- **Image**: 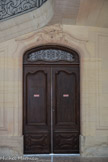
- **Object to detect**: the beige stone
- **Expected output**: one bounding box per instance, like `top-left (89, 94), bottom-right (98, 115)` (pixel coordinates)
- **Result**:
top-left (80, 135), bottom-right (108, 157)
top-left (50, 0), bottom-right (108, 28)
top-left (0, 136), bottom-right (23, 157)
top-left (0, 24), bottom-right (108, 156)
top-left (0, 0), bottom-right (54, 43)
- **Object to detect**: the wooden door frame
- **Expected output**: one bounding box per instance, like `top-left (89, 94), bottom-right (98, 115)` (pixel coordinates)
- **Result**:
top-left (23, 44), bottom-right (80, 154)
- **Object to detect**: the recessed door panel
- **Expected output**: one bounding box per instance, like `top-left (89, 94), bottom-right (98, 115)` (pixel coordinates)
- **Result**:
top-left (24, 133), bottom-right (50, 154)
top-left (55, 70), bottom-right (77, 125)
top-left (53, 132), bottom-right (79, 153)
top-left (26, 71), bottom-right (47, 125)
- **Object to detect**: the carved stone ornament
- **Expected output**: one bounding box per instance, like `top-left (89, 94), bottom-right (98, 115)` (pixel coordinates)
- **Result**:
top-left (27, 49), bottom-right (75, 62)
top-left (0, 0), bottom-right (47, 21)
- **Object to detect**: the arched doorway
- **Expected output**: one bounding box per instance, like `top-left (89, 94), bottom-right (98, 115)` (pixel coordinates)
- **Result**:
top-left (23, 45), bottom-right (80, 154)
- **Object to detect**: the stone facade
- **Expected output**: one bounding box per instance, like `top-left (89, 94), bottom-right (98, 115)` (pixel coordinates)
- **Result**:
top-left (0, 0), bottom-right (54, 43)
top-left (0, 24), bottom-right (108, 157)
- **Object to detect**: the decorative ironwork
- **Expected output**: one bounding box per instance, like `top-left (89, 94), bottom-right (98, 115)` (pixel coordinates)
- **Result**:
top-left (28, 49), bottom-right (75, 62)
top-left (0, 0), bottom-right (47, 21)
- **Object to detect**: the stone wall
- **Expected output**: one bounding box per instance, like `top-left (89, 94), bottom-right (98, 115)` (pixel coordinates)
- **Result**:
top-left (0, 0), bottom-right (54, 43)
top-left (0, 24), bottom-right (108, 157)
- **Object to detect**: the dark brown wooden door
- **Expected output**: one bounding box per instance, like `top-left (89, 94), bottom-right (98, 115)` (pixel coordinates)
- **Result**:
top-left (23, 66), bottom-right (51, 154)
top-left (23, 45), bottom-right (80, 154)
top-left (23, 65), bottom-right (80, 154)
top-left (52, 66), bottom-right (80, 153)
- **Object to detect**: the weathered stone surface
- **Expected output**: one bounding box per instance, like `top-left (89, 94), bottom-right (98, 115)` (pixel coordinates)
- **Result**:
top-left (0, 24), bottom-right (108, 156)
top-left (0, 136), bottom-right (23, 157)
top-left (0, 0), bottom-right (54, 43)
top-left (80, 135), bottom-right (108, 157)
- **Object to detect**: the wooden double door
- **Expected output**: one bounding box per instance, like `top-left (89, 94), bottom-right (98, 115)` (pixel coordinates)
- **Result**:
top-left (23, 64), bottom-right (80, 154)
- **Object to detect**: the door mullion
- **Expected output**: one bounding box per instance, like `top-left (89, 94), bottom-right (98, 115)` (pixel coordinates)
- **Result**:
top-left (51, 67), bottom-right (53, 153)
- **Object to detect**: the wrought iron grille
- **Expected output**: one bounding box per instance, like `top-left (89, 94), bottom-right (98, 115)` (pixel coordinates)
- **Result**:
top-left (27, 49), bottom-right (75, 62)
top-left (0, 0), bottom-right (47, 21)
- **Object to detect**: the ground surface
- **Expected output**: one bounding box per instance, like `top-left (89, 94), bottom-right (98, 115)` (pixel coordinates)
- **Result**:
top-left (0, 156), bottom-right (108, 162)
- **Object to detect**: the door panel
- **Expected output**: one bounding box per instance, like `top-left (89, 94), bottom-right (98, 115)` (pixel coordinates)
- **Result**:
top-left (23, 66), bottom-right (51, 154)
top-left (54, 132), bottom-right (79, 153)
top-left (23, 65), bottom-right (80, 154)
top-left (24, 133), bottom-right (50, 154)
top-left (55, 70), bottom-right (76, 125)
top-left (52, 66), bottom-right (80, 153)
top-left (26, 71), bottom-right (47, 125)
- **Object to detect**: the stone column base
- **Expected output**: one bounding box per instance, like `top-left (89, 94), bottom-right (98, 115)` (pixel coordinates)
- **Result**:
top-left (80, 135), bottom-right (108, 157)
top-left (0, 136), bottom-right (23, 157)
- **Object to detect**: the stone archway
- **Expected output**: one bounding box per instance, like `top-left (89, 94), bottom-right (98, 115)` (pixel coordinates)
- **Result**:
top-left (0, 25), bottom-right (91, 156)
top-left (16, 24), bottom-right (87, 155)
